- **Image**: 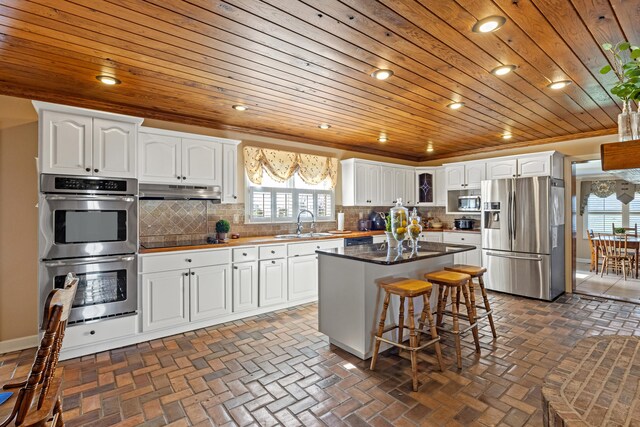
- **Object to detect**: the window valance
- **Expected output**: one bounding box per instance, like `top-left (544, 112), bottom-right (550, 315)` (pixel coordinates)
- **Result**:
top-left (579, 179), bottom-right (639, 215)
top-left (243, 146), bottom-right (338, 188)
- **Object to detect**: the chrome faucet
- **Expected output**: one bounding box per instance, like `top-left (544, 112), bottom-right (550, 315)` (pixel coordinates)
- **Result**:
top-left (296, 209), bottom-right (316, 235)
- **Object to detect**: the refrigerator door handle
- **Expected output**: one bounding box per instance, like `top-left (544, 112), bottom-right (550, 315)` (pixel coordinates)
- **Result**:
top-left (507, 192), bottom-right (512, 241)
top-left (486, 252), bottom-right (543, 262)
top-left (512, 191), bottom-right (517, 240)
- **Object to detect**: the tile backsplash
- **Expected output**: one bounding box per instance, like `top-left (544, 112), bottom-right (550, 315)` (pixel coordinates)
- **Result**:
top-left (139, 201), bottom-right (475, 245)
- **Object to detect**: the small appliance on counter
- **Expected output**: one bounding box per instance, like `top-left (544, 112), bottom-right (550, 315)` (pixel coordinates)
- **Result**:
top-left (454, 217), bottom-right (476, 230)
top-left (368, 211), bottom-right (387, 230)
top-left (458, 195), bottom-right (482, 212)
top-left (357, 219), bottom-right (372, 231)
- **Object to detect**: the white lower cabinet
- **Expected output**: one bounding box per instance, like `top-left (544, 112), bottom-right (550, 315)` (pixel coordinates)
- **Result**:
top-left (190, 265), bottom-right (231, 322)
top-left (233, 261), bottom-right (259, 312)
top-left (418, 232), bottom-right (443, 243)
top-left (259, 259), bottom-right (287, 307)
top-left (443, 232), bottom-right (482, 266)
top-left (288, 254), bottom-right (318, 302)
top-left (142, 270), bottom-right (190, 332)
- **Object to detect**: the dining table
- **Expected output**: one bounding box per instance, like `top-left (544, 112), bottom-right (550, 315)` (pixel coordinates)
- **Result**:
top-left (592, 235), bottom-right (640, 278)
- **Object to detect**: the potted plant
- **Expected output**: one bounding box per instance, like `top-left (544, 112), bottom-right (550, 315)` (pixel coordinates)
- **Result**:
top-left (383, 213), bottom-right (398, 249)
top-left (600, 41), bottom-right (640, 140)
top-left (215, 219), bottom-right (230, 241)
top-left (614, 227), bottom-right (627, 235)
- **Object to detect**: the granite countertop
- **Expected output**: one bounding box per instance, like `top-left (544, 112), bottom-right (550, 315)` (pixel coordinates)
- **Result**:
top-left (423, 228), bottom-right (481, 234)
top-left (139, 230), bottom-right (385, 254)
top-left (316, 242), bottom-right (475, 265)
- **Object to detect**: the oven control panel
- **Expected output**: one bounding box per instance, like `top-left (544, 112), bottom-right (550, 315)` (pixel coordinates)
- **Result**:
top-left (40, 174), bottom-right (138, 196)
top-left (55, 177), bottom-right (126, 192)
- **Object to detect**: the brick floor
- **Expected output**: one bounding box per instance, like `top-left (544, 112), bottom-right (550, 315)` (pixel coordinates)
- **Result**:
top-left (3, 291), bottom-right (640, 426)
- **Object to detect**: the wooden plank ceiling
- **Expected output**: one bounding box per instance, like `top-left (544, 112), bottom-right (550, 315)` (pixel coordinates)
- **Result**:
top-left (0, 0), bottom-right (635, 161)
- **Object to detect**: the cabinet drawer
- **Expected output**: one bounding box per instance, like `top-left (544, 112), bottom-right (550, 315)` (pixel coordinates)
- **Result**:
top-left (259, 244), bottom-right (286, 260)
top-left (288, 239), bottom-right (343, 257)
top-left (419, 233), bottom-right (443, 243)
top-left (63, 315), bottom-right (137, 349)
top-left (443, 232), bottom-right (481, 245)
top-left (233, 246), bottom-right (258, 262)
top-left (141, 249), bottom-right (230, 273)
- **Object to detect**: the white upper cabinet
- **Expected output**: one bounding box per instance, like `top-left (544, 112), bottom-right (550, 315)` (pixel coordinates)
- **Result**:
top-left (92, 119), bottom-right (136, 178)
top-left (139, 133), bottom-right (182, 183)
top-left (343, 160), bottom-right (381, 206)
top-left (181, 138), bottom-right (222, 186)
top-left (416, 168), bottom-right (436, 206)
top-left (435, 167), bottom-right (446, 206)
top-left (35, 102), bottom-right (142, 178)
top-left (445, 165), bottom-right (466, 190)
top-left (40, 111), bottom-right (92, 175)
top-left (222, 144), bottom-right (239, 203)
top-left (404, 169), bottom-right (415, 205)
top-left (486, 159), bottom-right (518, 180)
top-left (518, 154), bottom-right (552, 178)
top-left (445, 162), bottom-right (485, 190)
top-left (380, 167), bottom-right (396, 205)
top-left (394, 169), bottom-right (406, 204)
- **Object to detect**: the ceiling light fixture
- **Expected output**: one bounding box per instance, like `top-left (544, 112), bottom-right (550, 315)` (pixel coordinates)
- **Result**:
top-left (96, 75), bottom-right (121, 85)
top-left (371, 69), bottom-right (394, 80)
top-left (491, 65), bottom-right (517, 76)
top-left (547, 80), bottom-right (572, 90)
top-left (472, 16), bottom-right (507, 33)
top-left (232, 105), bottom-right (248, 111)
top-left (378, 136), bottom-right (388, 143)
top-left (502, 133), bottom-right (512, 140)
top-left (318, 123), bottom-right (331, 129)
top-left (447, 102), bottom-right (465, 110)
top-left (426, 147), bottom-right (434, 152)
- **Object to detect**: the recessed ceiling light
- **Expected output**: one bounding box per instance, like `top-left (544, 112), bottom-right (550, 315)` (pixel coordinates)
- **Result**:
top-left (318, 123), bottom-right (331, 129)
top-left (426, 147), bottom-right (434, 152)
top-left (472, 16), bottom-right (507, 33)
top-left (491, 65), bottom-right (517, 76)
top-left (371, 69), bottom-right (394, 80)
top-left (96, 75), bottom-right (121, 85)
top-left (547, 80), bottom-right (572, 90)
top-left (378, 136), bottom-right (388, 143)
top-left (447, 102), bottom-right (465, 110)
top-left (232, 105), bottom-right (248, 111)
top-left (502, 133), bottom-right (512, 140)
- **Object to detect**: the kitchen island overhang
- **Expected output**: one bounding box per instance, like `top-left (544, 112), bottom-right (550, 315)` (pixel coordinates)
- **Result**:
top-left (316, 242), bottom-right (475, 360)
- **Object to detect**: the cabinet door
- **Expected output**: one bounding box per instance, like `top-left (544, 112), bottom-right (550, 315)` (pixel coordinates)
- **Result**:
top-left (354, 163), bottom-right (369, 206)
top-left (435, 167), bottom-right (447, 206)
top-left (288, 254), bottom-right (318, 301)
top-left (453, 251), bottom-right (466, 265)
top-left (380, 167), bottom-right (396, 206)
top-left (404, 169), bottom-right (415, 205)
top-left (233, 261), bottom-right (258, 312)
top-left (141, 270), bottom-right (190, 332)
top-left (259, 259), bottom-right (287, 307)
top-left (190, 265), bottom-right (231, 322)
top-left (465, 163), bottom-right (486, 189)
top-left (518, 155), bottom-right (551, 178)
top-left (367, 165), bottom-right (381, 205)
top-left (182, 138), bottom-right (222, 186)
top-left (486, 159), bottom-right (517, 180)
top-left (394, 169), bottom-right (406, 205)
top-left (445, 165), bottom-right (465, 190)
top-left (139, 133), bottom-right (182, 183)
top-left (92, 119), bottom-right (136, 178)
top-left (41, 111), bottom-right (92, 175)
top-left (222, 144), bottom-right (238, 203)
top-left (416, 169), bottom-right (435, 205)
top-left (467, 246), bottom-right (482, 267)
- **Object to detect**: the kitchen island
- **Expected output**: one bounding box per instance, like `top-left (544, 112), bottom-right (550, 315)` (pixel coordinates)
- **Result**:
top-left (317, 242), bottom-right (474, 360)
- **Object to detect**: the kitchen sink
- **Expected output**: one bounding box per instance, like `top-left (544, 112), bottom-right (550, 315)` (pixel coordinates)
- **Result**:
top-left (274, 232), bottom-right (334, 239)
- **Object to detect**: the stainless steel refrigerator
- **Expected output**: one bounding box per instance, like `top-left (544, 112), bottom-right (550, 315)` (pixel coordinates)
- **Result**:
top-left (481, 176), bottom-right (565, 301)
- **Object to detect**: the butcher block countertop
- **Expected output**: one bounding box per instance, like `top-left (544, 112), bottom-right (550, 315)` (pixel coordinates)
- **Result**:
top-left (139, 230), bottom-right (386, 254)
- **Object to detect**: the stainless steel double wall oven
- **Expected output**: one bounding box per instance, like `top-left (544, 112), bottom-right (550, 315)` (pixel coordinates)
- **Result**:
top-left (39, 174), bottom-right (138, 324)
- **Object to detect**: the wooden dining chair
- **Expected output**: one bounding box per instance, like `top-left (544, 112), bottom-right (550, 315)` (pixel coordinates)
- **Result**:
top-left (0, 273), bottom-right (78, 427)
top-left (612, 223), bottom-right (638, 237)
top-left (599, 234), bottom-right (633, 280)
top-left (587, 230), bottom-right (598, 272)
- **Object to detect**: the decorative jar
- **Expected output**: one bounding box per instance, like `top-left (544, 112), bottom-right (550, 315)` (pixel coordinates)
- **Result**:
top-left (390, 198), bottom-right (409, 245)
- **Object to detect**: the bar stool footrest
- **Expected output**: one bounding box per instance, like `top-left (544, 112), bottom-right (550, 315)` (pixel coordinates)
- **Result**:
top-left (374, 335), bottom-right (440, 352)
top-left (436, 323), bottom-right (478, 336)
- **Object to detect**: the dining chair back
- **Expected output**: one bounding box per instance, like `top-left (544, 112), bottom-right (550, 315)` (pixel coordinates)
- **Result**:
top-left (598, 234), bottom-right (632, 280)
top-left (587, 230), bottom-right (597, 272)
top-left (0, 273), bottom-right (78, 427)
top-left (612, 223), bottom-right (638, 237)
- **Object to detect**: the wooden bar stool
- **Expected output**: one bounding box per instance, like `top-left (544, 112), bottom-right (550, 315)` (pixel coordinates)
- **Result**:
top-left (445, 264), bottom-right (497, 339)
top-left (370, 278), bottom-right (444, 391)
top-left (424, 270), bottom-right (480, 369)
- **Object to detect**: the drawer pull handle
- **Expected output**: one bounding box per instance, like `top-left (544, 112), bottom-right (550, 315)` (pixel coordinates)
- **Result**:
top-left (90, 330), bottom-right (95, 335)
top-left (186, 259), bottom-right (192, 263)
top-left (242, 252), bottom-right (247, 256)
top-left (271, 260), bottom-right (276, 264)
top-left (233, 266), bottom-right (238, 270)
top-left (271, 250), bottom-right (276, 254)
top-left (316, 246), bottom-right (320, 249)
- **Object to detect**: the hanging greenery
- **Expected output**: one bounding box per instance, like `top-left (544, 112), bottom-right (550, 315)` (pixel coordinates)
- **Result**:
top-left (600, 41), bottom-right (640, 101)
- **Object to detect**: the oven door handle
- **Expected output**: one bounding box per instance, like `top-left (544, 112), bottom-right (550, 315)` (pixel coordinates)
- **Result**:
top-left (44, 255), bottom-right (135, 267)
top-left (44, 195), bottom-right (135, 202)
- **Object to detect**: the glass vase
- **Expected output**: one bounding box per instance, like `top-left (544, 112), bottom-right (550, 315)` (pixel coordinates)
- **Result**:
top-left (618, 100), bottom-right (634, 141)
top-left (390, 198), bottom-right (409, 247)
top-left (631, 109), bottom-right (640, 140)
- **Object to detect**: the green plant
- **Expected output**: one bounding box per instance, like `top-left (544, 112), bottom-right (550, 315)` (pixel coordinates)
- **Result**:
top-left (385, 213), bottom-right (392, 232)
top-left (600, 41), bottom-right (640, 101)
top-left (615, 227), bottom-right (627, 234)
top-left (215, 219), bottom-right (230, 233)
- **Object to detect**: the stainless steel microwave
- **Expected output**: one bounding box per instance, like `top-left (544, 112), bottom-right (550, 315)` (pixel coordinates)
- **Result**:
top-left (458, 195), bottom-right (481, 212)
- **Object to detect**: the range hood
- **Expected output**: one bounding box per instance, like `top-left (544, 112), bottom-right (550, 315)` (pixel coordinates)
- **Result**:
top-left (139, 183), bottom-right (222, 202)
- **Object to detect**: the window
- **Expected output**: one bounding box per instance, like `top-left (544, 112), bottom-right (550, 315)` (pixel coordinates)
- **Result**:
top-left (584, 192), bottom-right (640, 235)
top-left (246, 173), bottom-right (335, 223)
